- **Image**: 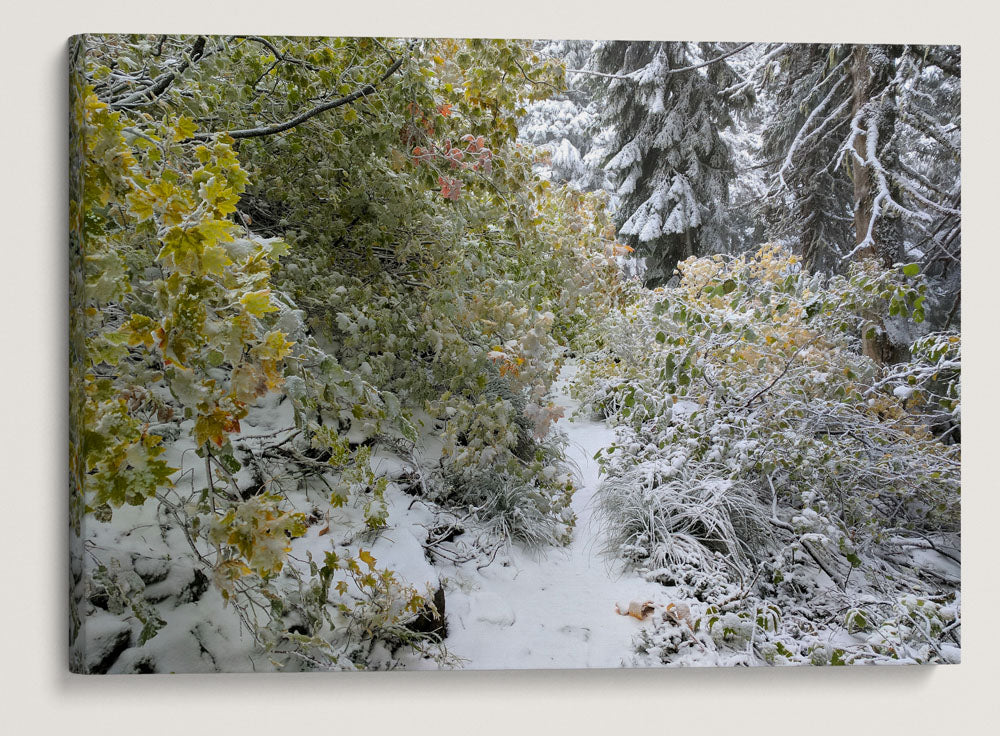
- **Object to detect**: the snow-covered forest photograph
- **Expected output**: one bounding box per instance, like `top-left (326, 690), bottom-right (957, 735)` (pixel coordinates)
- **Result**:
top-left (69, 33), bottom-right (961, 674)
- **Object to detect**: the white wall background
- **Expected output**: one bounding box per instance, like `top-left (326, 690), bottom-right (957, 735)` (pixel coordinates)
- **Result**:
top-left (3, 2), bottom-right (994, 733)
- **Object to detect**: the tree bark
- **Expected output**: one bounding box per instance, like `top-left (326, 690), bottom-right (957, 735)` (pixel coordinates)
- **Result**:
top-left (849, 45), bottom-right (909, 364)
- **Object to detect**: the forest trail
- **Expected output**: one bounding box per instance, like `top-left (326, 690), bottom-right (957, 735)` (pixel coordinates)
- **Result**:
top-left (442, 363), bottom-right (665, 669)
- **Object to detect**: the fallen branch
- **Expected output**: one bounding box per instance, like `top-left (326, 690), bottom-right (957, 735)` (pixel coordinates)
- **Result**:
top-left (884, 530), bottom-right (961, 565)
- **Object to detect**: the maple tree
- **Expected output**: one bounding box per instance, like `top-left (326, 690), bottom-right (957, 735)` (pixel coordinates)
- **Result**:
top-left (70, 34), bottom-right (623, 670)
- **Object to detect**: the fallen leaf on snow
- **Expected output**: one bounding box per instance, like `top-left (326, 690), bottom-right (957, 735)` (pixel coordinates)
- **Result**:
top-left (615, 600), bottom-right (656, 620)
top-left (664, 602), bottom-right (692, 625)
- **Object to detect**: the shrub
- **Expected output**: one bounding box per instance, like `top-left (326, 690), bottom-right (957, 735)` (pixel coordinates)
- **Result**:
top-left (574, 244), bottom-right (960, 664)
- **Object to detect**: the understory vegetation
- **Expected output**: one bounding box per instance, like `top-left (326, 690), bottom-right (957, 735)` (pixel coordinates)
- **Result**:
top-left (69, 35), bottom-right (960, 671)
top-left (573, 246), bottom-right (959, 664)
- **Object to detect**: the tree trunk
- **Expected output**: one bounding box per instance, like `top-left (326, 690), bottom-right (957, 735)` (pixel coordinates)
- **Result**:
top-left (850, 46), bottom-right (875, 261)
top-left (849, 44), bottom-right (909, 364)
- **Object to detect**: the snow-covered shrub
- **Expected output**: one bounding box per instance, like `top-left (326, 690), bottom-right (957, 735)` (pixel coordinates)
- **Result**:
top-left (575, 244), bottom-right (960, 664)
top-left (262, 547), bottom-right (455, 671)
top-left (434, 370), bottom-right (575, 548)
top-left (871, 331), bottom-right (961, 442)
top-left (276, 179), bottom-right (626, 549)
top-left (632, 589), bottom-right (960, 667)
top-left (578, 245), bottom-right (959, 543)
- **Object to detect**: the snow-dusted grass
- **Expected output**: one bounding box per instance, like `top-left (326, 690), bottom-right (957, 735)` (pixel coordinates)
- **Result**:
top-left (596, 465), bottom-right (772, 582)
top-left (471, 475), bottom-right (563, 549)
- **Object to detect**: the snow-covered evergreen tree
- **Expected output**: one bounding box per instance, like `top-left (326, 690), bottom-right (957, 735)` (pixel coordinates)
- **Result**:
top-left (754, 43), bottom-right (960, 329)
top-left (519, 40), bottom-right (613, 192)
top-left (892, 45), bottom-right (961, 328)
top-left (758, 44), bottom-right (856, 274)
top-left (594, 41), bottom-right (750, 286)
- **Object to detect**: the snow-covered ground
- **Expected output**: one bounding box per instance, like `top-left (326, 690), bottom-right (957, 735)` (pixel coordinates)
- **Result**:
top-left (74, 362), bottom-right (669, 672)
top-left (441, 365), bottom-right (664, 668)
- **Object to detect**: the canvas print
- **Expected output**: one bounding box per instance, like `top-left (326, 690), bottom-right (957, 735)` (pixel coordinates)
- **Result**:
top-left (69, 35), bottom-right (961, 673)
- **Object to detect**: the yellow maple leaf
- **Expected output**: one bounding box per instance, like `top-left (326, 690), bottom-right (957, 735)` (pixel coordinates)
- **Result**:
top-left (173, 116), bottom-right (198, 142)
top-left (358, 548), bottom-right (377, 571)
top-left (254, 330), bottom-right (294, 361)
top-left (240, 290), bottom-right (277, 317)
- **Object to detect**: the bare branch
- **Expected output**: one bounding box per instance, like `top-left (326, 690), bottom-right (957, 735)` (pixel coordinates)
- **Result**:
top-left (568, 42), bottom-right (754, 81)
top-left (742, 336), bottom-right (819, 408)
top-left (231, 35), bottom-right (321, 72)
top-left (191, 53), bottom-right (405, 141)
top-left (109, 35), bottom-right (207, 110)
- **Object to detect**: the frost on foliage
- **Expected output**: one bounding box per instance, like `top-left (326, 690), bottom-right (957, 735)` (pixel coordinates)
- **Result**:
top-left (598, 467), bottom-right (772, 582)
top-left (70, 34), bottom-right (626, 673)
top-left (573, 244), bottom-right (960, 665)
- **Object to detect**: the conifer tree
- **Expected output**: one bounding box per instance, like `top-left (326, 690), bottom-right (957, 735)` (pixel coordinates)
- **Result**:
top-left (758, 44), bottom-right (959, 284)
top-left (520, 40), bottom-right (612, 192)
top-left (754, 43), bottom-right (960, 354)
top-left (759, 44), bottom-right (856, 274)
top-left (594, 41), bottom-right (749, 286)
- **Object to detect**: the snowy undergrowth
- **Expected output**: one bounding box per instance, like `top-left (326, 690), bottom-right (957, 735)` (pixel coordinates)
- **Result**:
top-left (71, 391), bottom-right (452, 673)
top-left (71, 246), bottom-right (961, 671)
top-left (71, 361), bottom-right (660, 672)
top-left (572, 246), bottom-right (961, 666)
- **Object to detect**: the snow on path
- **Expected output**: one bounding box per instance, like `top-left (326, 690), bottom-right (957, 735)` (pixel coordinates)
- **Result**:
top-left (442, 363), bottom-right (666, 669)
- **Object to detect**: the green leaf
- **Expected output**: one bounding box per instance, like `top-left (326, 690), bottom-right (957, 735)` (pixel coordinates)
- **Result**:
top-left (663, 353), bottom-right (676, 380)
top-left (219, 453), bottom-right (242, 474)
top-left (902, 263), bottom-right (920, 277)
